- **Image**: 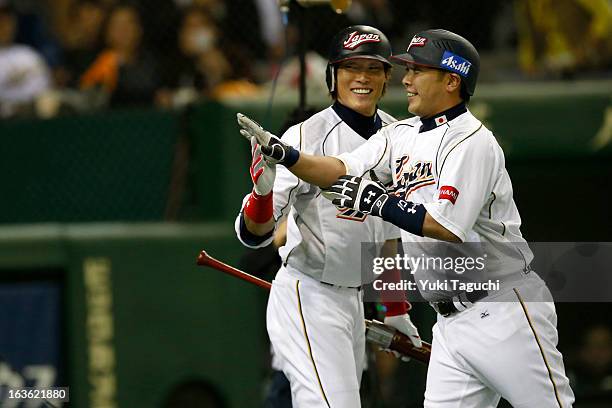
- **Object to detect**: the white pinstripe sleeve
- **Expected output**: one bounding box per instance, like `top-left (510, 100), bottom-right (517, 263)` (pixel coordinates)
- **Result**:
top-left (334, 127), bottom-right (393, 183)
top-left (424, 129), bottom-right (497, 242)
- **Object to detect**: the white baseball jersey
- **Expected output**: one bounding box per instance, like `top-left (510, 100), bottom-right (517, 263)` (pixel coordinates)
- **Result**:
top-left (235, 103), bottom-right (400, 407)
top-left (236, 104), bottom-right (399, 287)
top-left (338, 104), bottom-right (574, 407)
top-left (337, 105), bottom-right (533, 300)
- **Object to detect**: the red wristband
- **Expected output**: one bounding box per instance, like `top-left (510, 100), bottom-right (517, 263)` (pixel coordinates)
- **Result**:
top-left (380, 267), bottom-right (410, 316)
top-left (383, 301), bottom-right (411, 317)
top-left (244, 191), bottom-right (273, 223)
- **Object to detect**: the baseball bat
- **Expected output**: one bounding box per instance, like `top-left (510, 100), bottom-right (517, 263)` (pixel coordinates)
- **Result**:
top-left (196, 250), bottom-right (431, 364)
top-left (197, 250), bottom-right (272, 290)
top-left (365, 320), bottom-right (431, 363)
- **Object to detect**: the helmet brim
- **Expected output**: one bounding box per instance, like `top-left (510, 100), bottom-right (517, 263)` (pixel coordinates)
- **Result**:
top-left (330, 54), bottom-right (392, 67)
top-left (390, 54), bottom-right (441, 70)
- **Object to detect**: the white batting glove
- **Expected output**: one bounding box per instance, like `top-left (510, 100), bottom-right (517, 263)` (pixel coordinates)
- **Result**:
top-left (237, 113), bottom-right (300, 167)
top-left (238, 113), bottom-right (273, 145)
top-left (250, 138), bottom-right (276, 196)
top-left (384, 314), bottom-right (422, 362)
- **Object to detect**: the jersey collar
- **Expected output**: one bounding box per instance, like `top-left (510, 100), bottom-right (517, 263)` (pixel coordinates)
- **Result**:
top-left (332, 101), bottom-right (382, 140)
top-left (419, 102), bottom-right (467, 133)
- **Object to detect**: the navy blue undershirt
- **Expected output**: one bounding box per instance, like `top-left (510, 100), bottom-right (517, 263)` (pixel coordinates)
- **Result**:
top-left (239, 214), bottom-right (274, 247)
top-left (332, 101), bottom-right (383, 139)
top-left (419, 102), bottom-right (467, 133)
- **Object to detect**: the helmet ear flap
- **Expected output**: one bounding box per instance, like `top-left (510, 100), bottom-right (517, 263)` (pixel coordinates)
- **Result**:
top-left (325, 64), bottom-right (336, 93)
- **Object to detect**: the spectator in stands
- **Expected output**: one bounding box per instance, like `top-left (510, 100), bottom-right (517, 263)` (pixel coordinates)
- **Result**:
top-left (80, 4), bottom-right (160, 108)
top-left (0, 3), bottom-right (51, 118)
top-left (156, 6), bottom-right (258, 108)
top-left (5, 0), bottom-right (63, 74)
top-left (189, 0), bottom-right (277, 77)
top-left (54, 0), bottom-right (107, 87)
top-left (515, 0), bottom-right (612, 78)
top-left (173, 0), bottom-right (226, 19)
top-left (568, 324), bottom-right (612, 403)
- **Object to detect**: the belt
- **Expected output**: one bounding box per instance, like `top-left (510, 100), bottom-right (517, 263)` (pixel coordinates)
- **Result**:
top-left (321, 281), bottom-right (362, 290)
top-left (431, 289), bottom-right (488, 317)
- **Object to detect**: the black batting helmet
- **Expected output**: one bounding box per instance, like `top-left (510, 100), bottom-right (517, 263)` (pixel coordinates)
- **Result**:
top-left (391, 29), bottom-right (480, 97)
top-left (326, 25), bottom-right (392, 93)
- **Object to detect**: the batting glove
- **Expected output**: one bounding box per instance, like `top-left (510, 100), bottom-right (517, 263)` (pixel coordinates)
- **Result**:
top-left (326, 172), bottom-right (389, 216)
top-left (250, 138), bottom-right (276, 196)
top-left (237, 113), bottom-right (299, 167)
top-left (384, 314), bottom-right (422, 362)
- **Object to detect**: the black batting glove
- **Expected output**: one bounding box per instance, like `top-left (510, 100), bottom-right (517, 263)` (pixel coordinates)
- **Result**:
top-left (326, 174), bottom-right (389, 217)
top-left (259, 136), bottom-right (299, 167)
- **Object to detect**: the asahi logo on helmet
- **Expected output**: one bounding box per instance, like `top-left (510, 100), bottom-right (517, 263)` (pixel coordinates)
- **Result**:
top-left (343, 31), bottom-right (381, 50)
top-left (440, 51), bottom-right (471, 77)
top-left (407, 36), bottom-right (427, 51)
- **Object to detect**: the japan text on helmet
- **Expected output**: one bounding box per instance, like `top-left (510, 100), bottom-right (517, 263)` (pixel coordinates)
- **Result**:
top-left (391, 29), bottom-right (480, 98)
top-left (326, 25), bottom-right (392, 93)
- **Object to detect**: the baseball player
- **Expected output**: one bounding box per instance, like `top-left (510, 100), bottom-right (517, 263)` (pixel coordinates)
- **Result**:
top-left (235, 26), bottom-right (422, 407)
top-left (238, 29), bottom-right (575, 407)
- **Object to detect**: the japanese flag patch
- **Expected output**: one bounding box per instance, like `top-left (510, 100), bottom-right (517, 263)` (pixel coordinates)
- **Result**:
top-left (439, 185), bottom-right (459, 204)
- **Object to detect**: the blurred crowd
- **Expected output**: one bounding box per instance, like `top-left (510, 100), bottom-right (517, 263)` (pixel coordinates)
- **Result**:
top-left (567, 323), bottom-right (612, 405)
top-left (0, 0), bottom-right (271, 117)
top-left (0, 0), bottom-right (610, 118)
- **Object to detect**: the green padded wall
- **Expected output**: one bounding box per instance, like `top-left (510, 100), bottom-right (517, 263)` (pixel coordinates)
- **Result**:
top-left (0, 223), bottom-right (265, 408)
top-left (0, 109), bottom-right (179, 223)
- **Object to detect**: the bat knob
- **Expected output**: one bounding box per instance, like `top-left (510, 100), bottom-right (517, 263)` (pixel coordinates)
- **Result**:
top-left (196, 250), bottom-right (208, 265)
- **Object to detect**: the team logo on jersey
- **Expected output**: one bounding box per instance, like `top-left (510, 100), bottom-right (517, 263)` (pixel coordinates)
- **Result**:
top-left (343, 31), bottom-right (381, 50)
top-left (439, 185), bottom-right (459, 204)
top-left (336, 207), bottom-right (367, 222)
top-left (407, 36), bottom-right (427, 51)
top-left (440, 51), bottom-right (472, 77)
top-left (393, 157), bottom-right (435, 199)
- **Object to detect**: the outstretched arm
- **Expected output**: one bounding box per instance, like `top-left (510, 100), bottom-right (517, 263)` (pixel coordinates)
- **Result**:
top-left (237, 113), bottom-right (459, 242)
top-left (288, 154), bottom-right (346, 188)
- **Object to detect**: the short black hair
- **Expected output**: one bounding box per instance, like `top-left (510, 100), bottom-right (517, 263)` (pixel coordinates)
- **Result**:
top-left (460, 84), bottom-right (471, 103)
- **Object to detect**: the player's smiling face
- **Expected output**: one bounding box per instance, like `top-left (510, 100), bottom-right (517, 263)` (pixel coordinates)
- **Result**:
top-left (402, 64), bottom-right (460, 118)
top-left (336, 58), bottom-right (388, 117)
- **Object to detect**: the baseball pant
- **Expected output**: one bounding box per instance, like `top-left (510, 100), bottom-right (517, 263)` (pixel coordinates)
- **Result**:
top-left (267, 266), bottom-right (365, 408)
top-left (424, 273), bottom-right (574, 407)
